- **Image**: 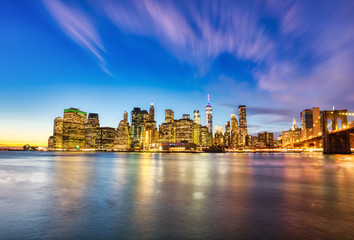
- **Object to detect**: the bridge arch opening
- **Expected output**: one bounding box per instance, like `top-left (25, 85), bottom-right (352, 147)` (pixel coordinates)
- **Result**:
top-left (327, 118), bottom-right (333, 132)
top-left (337, 118), bottom-right (342, 130)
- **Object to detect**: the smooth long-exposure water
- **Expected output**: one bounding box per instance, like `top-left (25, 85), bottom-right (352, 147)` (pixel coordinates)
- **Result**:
top-left (0, 152), bottom-right (354, 239)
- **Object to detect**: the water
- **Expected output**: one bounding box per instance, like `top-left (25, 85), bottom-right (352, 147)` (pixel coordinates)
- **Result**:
top-left (0, 152), bottom-right (354, 239)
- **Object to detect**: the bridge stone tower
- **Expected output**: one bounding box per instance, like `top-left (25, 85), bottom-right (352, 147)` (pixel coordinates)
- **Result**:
top-left (321, 110), bottom-right (351, 154)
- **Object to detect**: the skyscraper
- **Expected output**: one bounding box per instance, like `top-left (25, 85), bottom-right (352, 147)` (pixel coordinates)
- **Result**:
top-left (96, 127), bottom-right (116, 150)
top-left (193, 110), bottom-right (200, 124)
top-left (214, 126), bottom-right (224, 146)
top-left (149, 102), bottom-right (155, 121)
top-left (238, 105), bottom-right (248, 147)
top-left (131, 107), bottom-right (148, 146)
top-left (165, 109), bottom-right (174, 123)
top-left (230, 114), bottom-right (238, 147)
top-left (258, 132), bottom-right (274, 147)
top-left (85, 113), bottom-right (100, 149)
top-left (61, 108), bottom-right (87, 150)
top-left (205, 94), bottom-right (213, 136)
top-left (224, 121), bottom-right (230, 146)
top-left (115, 112), bottom-right (131, 150)
top-left (301, 107), bottom-right (321, 139)
top-left (53, 117), bottom-right (63, 149)
top-left (175, 117), bottom-right (194, 143)
top-left (159, 109), bottom-right (176, 143)
top-left (143, 103), bottom-right (158, 149)
top-left (201, 126), bottom-right (211, 147)
top-left (123, 111), bottom-right (128, 122)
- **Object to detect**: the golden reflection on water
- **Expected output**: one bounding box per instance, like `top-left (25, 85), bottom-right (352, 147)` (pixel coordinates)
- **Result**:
top-left (52, 153), bottom-right (94, 227)
top-left (2, 152), bottom-right (353, 239)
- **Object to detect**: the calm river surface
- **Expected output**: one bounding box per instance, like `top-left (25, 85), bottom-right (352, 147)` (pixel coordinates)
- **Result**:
top-left (0, 152), bottom-right (354, 239)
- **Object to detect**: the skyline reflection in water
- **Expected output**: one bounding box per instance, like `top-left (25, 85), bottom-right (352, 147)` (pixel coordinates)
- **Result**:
top-left (0, 152), bottom-right (354, 239)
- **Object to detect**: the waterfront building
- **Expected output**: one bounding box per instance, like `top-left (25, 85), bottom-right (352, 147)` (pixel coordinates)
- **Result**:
top-left (85, 113), bottom-right (100, 149)
top-left (53, 117), bottom-right (63, 149)
top-left (48, 136), bottom-right (54, 149)
top-left (193, 123), bottom-right (201, 145)
top-left (258, 132), bottom-right (274, 147)
top-left (115, 111), bottom-right (131, 150)
top-left (149, 103), bottom-right (155, 121)
top-left (224, 121), bottom-right (231, 146)
top-left (251, 136), bottom-right (258, 147)
top-left (96, 127), bottom-right (116, 150)
top-left (165, 109), bottom-right (174, 124)
top-left (246, 135), bottom-right (253, 147)
top-left (205, 94), bottom-right (213, 136)
top-left (200, 126), bottom-right (211, 147)
top-left (62, 108), bottom-right (87, 150)
top-left (159, 123), bottom-right (176, 143)
top-left (193, 110), bottom-right (200, 124)
top-left (175, 117), bottom-right (194, 143)
top-left (159, 109), bottom-right (176, 143)
top-left (230, 114), bottom-right (238, 147)
top-left (131, 107), bottom-right (149, 147)
top-left (282, 119), bottom-right (301, 147)
top-left (143, 103), bottom-right (159, 149)
top-left (301, 107), bottom-right (321, 139)
top-left (238, 105), bottom-right (248, 147)
top-left (214, 126), bottom-right (224, 146)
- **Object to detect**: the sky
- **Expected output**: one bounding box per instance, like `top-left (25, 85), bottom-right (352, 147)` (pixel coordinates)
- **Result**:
top-left (1, 0), bottom-right (354, 146)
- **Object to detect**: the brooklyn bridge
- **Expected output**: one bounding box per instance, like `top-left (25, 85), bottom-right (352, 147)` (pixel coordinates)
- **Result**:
top-left (294, 109), bottom-right (354, 154)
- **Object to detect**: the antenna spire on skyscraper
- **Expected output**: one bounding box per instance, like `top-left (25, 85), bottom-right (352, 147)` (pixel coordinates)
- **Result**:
top-left (208, 94), bottom-right (210, 104)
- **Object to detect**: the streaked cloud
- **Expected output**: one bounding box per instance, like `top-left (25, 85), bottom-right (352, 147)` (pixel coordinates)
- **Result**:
top-left (41, 0), bottom-right (112, 76)
top-left (41, 0), bottom-right (354, 108)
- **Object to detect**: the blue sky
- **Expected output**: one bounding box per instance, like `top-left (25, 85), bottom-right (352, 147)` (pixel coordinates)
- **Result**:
top-left (1, 0), bottom-right (354, 145)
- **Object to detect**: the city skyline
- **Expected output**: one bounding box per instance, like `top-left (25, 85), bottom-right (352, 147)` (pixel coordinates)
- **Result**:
top-left (1, 0), bottom-right (354, 146)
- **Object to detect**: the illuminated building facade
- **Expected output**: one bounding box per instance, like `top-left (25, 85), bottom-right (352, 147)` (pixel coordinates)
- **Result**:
top-left (251, 136), bottom-right (258, 147)
top-left (53, 117), bottom-right (63, 149)
top-left (193, 123), bottom-right (201, 145)
top-left (205, 95), bottom-right (213, 136)
top-left (85, 113), bottom-right (100, 149)
top-left (159, 109), bottom-right (176, 143)
top-left (62, 108), bottom-right (87, 150)
top-left (258, 132), bottom-right (274, 147)
top-left (230, 114), bottom-right (238, 147)
top-left (96, 127), bottom-right (116, 150)
top-left (238, 105), bottom-right (248, 147)
top-left (200, 126), bottom-right (211, 147)
top-left (175, 118), bottom-right (194, 143)
top-left (48, 136), bottom-right (54, 149)
top-left (115, 111), bottom-right (131, 150)
top-left (214, 126), bottom-right (224, 146)
top-left (301, 107), bottom-right (321, 139)
top-left (282, 119), bottom-right (301, 147)
top-left (143, 103), bottom-right (159, 149)
top-left (131, 107), bottom-right (149, 147)
top-left (165, 109), bottom-right (174, 124)
top-left (193, 110), bottom-right (200, 124)
top-left (224, 121), bottom-right (230, 146)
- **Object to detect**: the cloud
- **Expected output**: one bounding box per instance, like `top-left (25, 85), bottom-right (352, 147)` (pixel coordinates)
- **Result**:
top-left (247, 107), bottom-right (295, 117)
top-left (41, 0), bottom-right (112, 76)
top-left (41, 0), bottom-right (354, 109)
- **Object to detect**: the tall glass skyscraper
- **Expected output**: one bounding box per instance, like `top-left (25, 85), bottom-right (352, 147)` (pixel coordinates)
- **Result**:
top-left (238, 105), bottom-right (248, 146)
top-left (205, 94), bottom-right (213, 136)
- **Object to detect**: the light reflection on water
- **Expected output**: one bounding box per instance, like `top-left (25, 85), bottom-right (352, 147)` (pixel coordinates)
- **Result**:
top-left (0, 152), bottom-right (354, 239)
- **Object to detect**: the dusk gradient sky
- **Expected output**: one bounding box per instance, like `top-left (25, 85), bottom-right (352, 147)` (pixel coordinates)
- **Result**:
top-left (1, 0), bottom-right (354, 145)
